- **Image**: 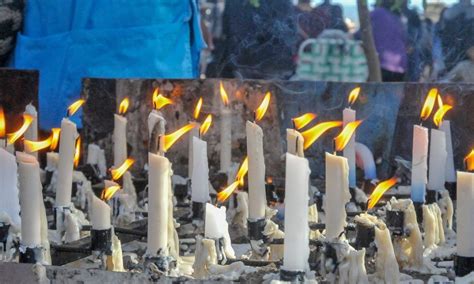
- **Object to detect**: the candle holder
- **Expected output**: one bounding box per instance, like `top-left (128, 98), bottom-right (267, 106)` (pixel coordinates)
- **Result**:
top-left (280, 269), bottom-right (305, 282)
top-left (445, 182), bottom-right (456, 200)
top-left (19, 245), bottom-right (43, 264)
top-left (0, 222), bottom-right (10, 252)
top-left (248, 218), bottom-right (269, 257)
top-left (455, 255), bottom-right (474, 277)
top-left (90, 228), bottom-right (112, 253)
top-left (192, 201), bottom-right (205, 221)
top-left (354, 221), bottom-right (375, 250)
top-left (386, 210), bottom-right (405, 236)
top-left (144, 249), bottom-right (177, 275)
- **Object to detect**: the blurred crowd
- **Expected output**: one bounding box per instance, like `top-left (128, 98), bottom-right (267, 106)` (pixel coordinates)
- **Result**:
top-left (200, 0), bottom-right (474, 83)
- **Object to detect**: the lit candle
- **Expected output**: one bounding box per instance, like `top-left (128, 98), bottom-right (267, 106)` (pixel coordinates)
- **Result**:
top-left (56, 118), bottom-right (79, 206)
top-left (46, 152), bottom-right (59, 171)
top-left (191, 136), bottom-right (210, 203)
top-left (343, 87), bottom-right (360, 188)
top-left (427, 129), bottom-right (447, 191)
top-left (0, 148), bottom-right (20, 225)
top-left (188, 123), bottom-right (200, 178)
top-left (286, 129), bottom-right (304, 157)
top-left (457, 150), bottom-right (474, 258)
top-left (87, 143), bottom-right (101, 166)
top-left (89, 193), bottom-right (111, 230)
top-left (113, 98), bottom-right (129, 167)
top-left (283, 153), bottom-right (310, 272)
top-left (24, 104), bottom-right (38, 159)
top-left (219, 82), bottom-right (232, 175)
top-left (440, 121), bottom-right (456, 183)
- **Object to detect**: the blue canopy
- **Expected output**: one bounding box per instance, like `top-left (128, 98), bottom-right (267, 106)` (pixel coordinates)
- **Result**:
top-left (11, 0), bottom-right (205, 129)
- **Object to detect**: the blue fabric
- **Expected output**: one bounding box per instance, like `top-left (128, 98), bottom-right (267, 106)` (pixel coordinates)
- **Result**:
top-left (11, 0), bottom-right (204, 130)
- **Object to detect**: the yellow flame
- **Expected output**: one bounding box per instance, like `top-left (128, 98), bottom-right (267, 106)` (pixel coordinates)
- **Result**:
top-left (152, 88), bottom-right (173, 110)
top-left (301, 121), bottom-right (343, 150)
top-left (74, 137), bottom-right (81, 168)
top-left (367, 177), bottom-right (398, 209)
top-left (236, 156), bottom-right (249, 186)
top-left (111, 158), bottom-right (135, 181)
top-left (7, 114), bottom-right (33, 144)
top-left (101, 185), bottom-right (122, 202)
top-left (220, 81), bottom-right (229, 106)
top-left (50, 128), bottom-right (61, 151)
top-left (255, 92), bottom-right (271, 122)
top-left (465, 149), bottom-right (474, 171)
top-left (0, 106), bottom-right (5, 138)
top-left (200, 114), bottom-right (212, 136)
top-left (348, 87), bottom-right (361, 106)
top-left (24, 137), bottom-right (53, 153)
top-left (217, 181), bottom-right (239, 203)
top-left (334, 120), bottom-right (363, 152)
top-left (162, 123), bottom-right (196, 152)
top-left (67, 99), bottom-right (85, 117)
top-left (420, 88), bottom-right (438, 121)
top-left (118, 97), bottom-right (130, 115)
top-left (292, 113), bottom-right (317, 130)
top-left (193, 97), bottom-right (203, 120)
top-left (433, 104), bottom-right (453, 127)
top-left (437, 94), bottom-right (444, 109)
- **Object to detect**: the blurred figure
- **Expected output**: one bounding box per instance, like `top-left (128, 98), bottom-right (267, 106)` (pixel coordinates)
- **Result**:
top-left (314, 0), bottom-right (348, 32)
top-left (296, 0), bottom-right (325, 42)
top-left (401, 0), bottom-right (423, 81)
top-left (443, 46), bottom-right (474, 82)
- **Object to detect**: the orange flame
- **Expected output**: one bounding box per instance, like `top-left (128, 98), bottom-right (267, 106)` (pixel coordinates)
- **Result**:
top-left (162, 123), bottom-right (196, 152)
top-left (220, 81), bottom-right (229, 106)
top-left (420, 88), bottom-right (438, 121)
top-left (193, 97), bottom-right (203, 120)
top-left (199, 114), bottom-right (213, 136)
top-left (465, 149), bottom-right (474, 171)
top-left (334, 120), bottom-right (363, 151)
top-left (152, 88), bottom-right (173, 110)
top-left (0, 106), bottom-right (5, 138)
top-left (111, 158), bottom-right (135, 180)
top-left (101, 185), bottom-right (122, 202)
top-left (292, 113), bottom-right (317, 130)
top-left (433, 104), bottom-right (453, 127)
top-left (301, 121), bottom-right (343, 150)
top-left (236, 156), bottom-right (249, 186)
top-left (24, 136), bottom-right (53, 153)
top-left (7, 114), bottom-right (33, 144)
top-left (74, 137), bottom-right (81, 168)
top-left (67, 99), bottom-right (85, 117)
top-left (50, 128), bottom-right (61, 151)
top-left (217, 181), bottom-right (239, 203)
top-left (255, 92), bottom-right (271, 122)
top-left (367, 177), bottom-right (398, 209)
top-left (348, 87), bottom-right (361, 106)
top-left (118, 97), bottom-right (130, 115)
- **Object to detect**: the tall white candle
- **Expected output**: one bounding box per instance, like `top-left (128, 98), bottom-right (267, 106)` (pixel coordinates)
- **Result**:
top-left (324, 152), bottom-right (351, 239)
top-left (286, 129), bottom-right (304, 157)
top-left (89, 193), bottom-right (111, 230)
top-left (87, 144), bottom-right (101, 165)
top-left (283, 153), bottom-right (310, 272)
top-left (113, 114), bottom-right (127, 167)
top-left (147, 153), bottom-right (169, 255)
top-left (0, 148), bottom-right (20, 225)
top-left (439, 121), bottom-right (456, 183)
top-left (343, 108), bottom-right (356, 188)
top-left (17, 152), bottom-right (42, 247)
top-left (188, 121), bottom-right (200, 178)
top-left (24, 104), bottom-right (38, 159)
top-left (246, 121), bottom-right (267, 220)
top-left (191, 136), bottom-right (210, 203)
top-left (457, 170), bottom-right (474, 257)
top-left (427, 129), bottom-right (447, 190)
top-left (46, 152), bottom-right (59, 171)
top-left (56, 118), bottom-right (78, 207)
top-left (411, 125), bottom-right (429, 203)
top-left (220, 108), bottom-right (232, 174)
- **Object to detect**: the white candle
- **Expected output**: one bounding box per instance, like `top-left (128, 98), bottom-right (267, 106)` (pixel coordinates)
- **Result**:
top-left (46, 152), bottom-right (59, 171)
top-left (191, 136), bottom-right (210, 203)
top-left (147, 153), bottom-right (169, 255)
top-left (374, 226), bottom-right (400, 283)
top-left (17, 152), bottom-right (42, 247)
top-left (283, 153), bottom-right (310, 272)
top-left (439, 121), bottom-right (456, 183)
top-left (286, 129), bottom-right (304, 157)
top-left (113, 114), bottom-right (127, 167)
top-left (411, 125), bottom-right (429, 203)
top-left (56, 118), bottom-right (78, 207)
top-left (427, 129), bottom-right (447, 191)
top-left (24, 104), bottom-right (38, 159)
top-left (220, 108), bottom-right (232, 174)
top-left (457, 170), bottom-right (474, 257)
top-left (205, 203), bottom-right (227, 239)
top-left (0, 148), bottom-right (20, 226)
top-left (188, 121), bottom-right (200, 178)
top-left (89, 193), bottom-right (111, 230)
top-left (148, 110), bottom-right (166, 137)
top-left (324, 152), bottom-right (351, 239)
top-left (246, 121), bottom-right (267, 220)
top-left (343, 108), bottom-right (356, 188)
top-left (87, 144), bottom-right (101, 165)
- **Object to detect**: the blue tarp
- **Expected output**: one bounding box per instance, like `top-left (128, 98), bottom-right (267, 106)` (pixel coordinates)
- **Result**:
top-left (11, 0), bottom-right (205, 129)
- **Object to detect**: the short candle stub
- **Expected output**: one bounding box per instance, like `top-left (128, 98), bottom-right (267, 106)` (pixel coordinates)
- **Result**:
top-left (192, 201), bottom-right (205, 221)
top-left (19, 246), bottom-right (43, 264)
top-left (455, 255), bottom-right (474, 277)
top-left (354, 222), bottom-right (375, 250)
top-left (90, 228), bottom-right (112, 254)
top-left (386, 210), bottom-right (405, 236)
top-left (280, 269), bottom-right (305, 282)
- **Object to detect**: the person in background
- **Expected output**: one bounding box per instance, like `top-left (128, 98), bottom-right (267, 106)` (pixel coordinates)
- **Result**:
top-left (443, 46), bottom-right (474, 82)
top-left (401, 0), bottom-right (423, 81)
top-left (296, 0), bottom-right (325, 42)
top-left (314, 0), bottom-right (348, 33)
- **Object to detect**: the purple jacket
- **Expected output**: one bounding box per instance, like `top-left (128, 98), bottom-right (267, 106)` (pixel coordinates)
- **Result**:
top-left (371, 7), bottom-right (408, 73)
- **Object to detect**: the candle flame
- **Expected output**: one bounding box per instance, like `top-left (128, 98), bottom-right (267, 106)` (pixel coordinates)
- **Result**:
top-left (236, 156), bottom-right (249, 186)
top-left (199, 114), bottom-right (212, 136)
top-left (67, 99), bottom-right (85, 117)
top-left (162, 123), bottom-right (196, 152)
top-left (152, 89), bottom-right (173, 110)
top-left (111, 158), bottom-right (135, 180)
top-left (220, 81), bottom-right (229, 106)
top-left (74, 137), bottom-right (81, 168)
top-left (292, 113), bottom-right (317, 130)
top-left (334, 120), bottom-right (363, 152)
top-left (433, 104), bottom-right (453, 127)
top-left (101, 185), bottom-right (122, 202)
top-left (0, 106), bottom-right (5, 138)
top-left (420, 88), bottom-right (438, 121)
top-left (301, 121), bottom-right (343, 150)
top-left (348, 87), bottom-right (361, 106)
top-left (367, 177), bottom-right (398, 209)
top-left (24, 137), bottom-right (53, 152)
top-left (118, 97), bottom-right (130, 115)
top-left (465, 149), bottom-right (474, 171)
top-left (217, 181), bottom-right (239, 203)
top-left (50, 128), bottom-right (61, 151)
top-left (437, 94), bottom-right (444, 109)
top-left (193, 97), bottom-right (203, 120)
top-left (255, 92), bottom-right (271, 122)
top-left (7, 114), bottom-right (33, 144)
